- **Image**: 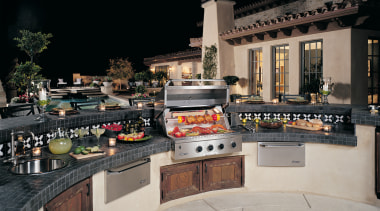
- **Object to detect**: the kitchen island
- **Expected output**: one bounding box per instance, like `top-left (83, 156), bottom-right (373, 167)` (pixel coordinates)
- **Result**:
top-left (0, 104), bottom-right (378, 211)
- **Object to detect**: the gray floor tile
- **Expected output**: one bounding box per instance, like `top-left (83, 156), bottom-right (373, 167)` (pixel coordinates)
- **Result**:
top-left (305, 194), bottom-right (380, 211)
top-left (164, 199), bottom-right (215, 211)
top-left (203, 192), bottom-right (309, 210)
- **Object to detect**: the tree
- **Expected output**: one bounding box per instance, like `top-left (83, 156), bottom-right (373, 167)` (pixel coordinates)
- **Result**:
top-left (14, 30), bottom-right (53, 63)
top-left (202, 44), bottom-right (217, 85)
top-left (13, 30), bottom-right (52, 96)
top-left (106, 58), bottom-right (134, 90)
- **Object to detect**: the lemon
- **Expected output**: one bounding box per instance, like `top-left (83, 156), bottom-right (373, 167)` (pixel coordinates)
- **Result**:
top-left (81, 150), bottom-right (89, 155)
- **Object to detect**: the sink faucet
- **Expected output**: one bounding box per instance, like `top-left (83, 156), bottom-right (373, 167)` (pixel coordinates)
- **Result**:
top-left (3, 130), bottom-right (29, 166)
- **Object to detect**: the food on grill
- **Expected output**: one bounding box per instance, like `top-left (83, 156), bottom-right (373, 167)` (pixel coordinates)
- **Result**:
top-left (168, 124), bottom-right (231, 137)
top-left (196, 115), bottom-right (205, 123)
top-left (210, 124), bottom-right (227, 130)
top-left (205, 114), bottom-right (213, 123)
top-left (186, 116), bottom-right (196, 124)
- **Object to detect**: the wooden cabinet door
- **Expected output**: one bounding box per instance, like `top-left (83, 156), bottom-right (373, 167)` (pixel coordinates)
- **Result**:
top-left (160, 161), bottom-right (201, 203)
top-left (45, 178), bottom-right (92, 211)
top-left (202, 156), bottom-right (244, 192)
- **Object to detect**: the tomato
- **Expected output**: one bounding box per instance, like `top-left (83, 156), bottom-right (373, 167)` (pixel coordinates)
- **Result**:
top-left (172, 126), bottom-right (180, 134)
top-left (117, 134), bottom-right (125, 140)
top-left (174, 132), bottom-right (183, 138)
top-left (136, 132), bottom-right (144, 139)
top-left (212, 128), bottom-right (218, 133)
top-left (180, 131), bottom-right (186, 137)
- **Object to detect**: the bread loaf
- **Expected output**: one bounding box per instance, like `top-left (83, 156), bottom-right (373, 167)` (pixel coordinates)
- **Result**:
top-left (310, 119), bottom-right (323, 127)
top-left (306, 122), bottom-right (313, 127)
top-left (296, 119), bottom-right (307, 126)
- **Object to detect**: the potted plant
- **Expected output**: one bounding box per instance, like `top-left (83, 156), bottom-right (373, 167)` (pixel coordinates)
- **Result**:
top-left (92, 76), bottom-right (101, 84)
top-left (143, 71), bottom-right (152, 87)
top-left (13, 30), bottom-right (52, 97)
top-left (151, 73), bottom-right (159, 88)
top-left (223, 76), bottom-right (240, 85)
top-left (128, 78), bottom-right (135, 88)
top-left (102, 76), bottom-right (112, 87)
top-left (135, 85), bottom-right (147, 94)
top-left (135, 72), bottom-right (144, 86)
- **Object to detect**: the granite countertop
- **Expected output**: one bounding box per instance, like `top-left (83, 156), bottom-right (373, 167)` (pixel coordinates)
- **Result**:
top-left (0, 133), bottom-right (171, 211)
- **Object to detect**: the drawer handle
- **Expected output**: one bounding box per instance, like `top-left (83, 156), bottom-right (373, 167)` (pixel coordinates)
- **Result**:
top-left (260, 143), bottom-right (304, 148)
top-left (204, 164), bottom-right (207, 173)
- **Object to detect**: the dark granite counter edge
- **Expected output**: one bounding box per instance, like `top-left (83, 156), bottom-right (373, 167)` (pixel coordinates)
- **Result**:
top-left (1, 128), bottom-right (358, 211)
top-left (1, 136), bottom-right (171, 211)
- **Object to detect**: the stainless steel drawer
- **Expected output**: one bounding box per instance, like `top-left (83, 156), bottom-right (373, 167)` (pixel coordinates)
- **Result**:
top-left (105, 157), bottom-right (150, 203)
top-left (258, 142), bottom-right (305, 167)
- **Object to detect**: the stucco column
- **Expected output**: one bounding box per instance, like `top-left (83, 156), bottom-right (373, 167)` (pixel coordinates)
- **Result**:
top-left (202, 0), bottom-right (235, 79)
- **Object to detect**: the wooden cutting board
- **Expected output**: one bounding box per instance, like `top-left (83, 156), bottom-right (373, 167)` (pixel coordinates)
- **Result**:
top-left (286, 124), bottom-right (322, 131)
top-left (69, 152), bottom-right (106, 160)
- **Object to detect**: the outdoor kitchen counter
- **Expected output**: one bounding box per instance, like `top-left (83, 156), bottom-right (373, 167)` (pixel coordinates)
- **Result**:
top-left (0, 134), bottom-right (171, 211)
top-left (0, 104), bottom-right (369, 211)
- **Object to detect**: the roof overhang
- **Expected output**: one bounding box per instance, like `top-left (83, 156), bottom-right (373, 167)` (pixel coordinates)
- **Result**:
top-left (220, 4), bottom-right (369, 45)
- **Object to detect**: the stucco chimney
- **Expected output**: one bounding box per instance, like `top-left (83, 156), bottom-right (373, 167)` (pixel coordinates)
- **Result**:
top-left (201, 0), bottom-right (235, 79)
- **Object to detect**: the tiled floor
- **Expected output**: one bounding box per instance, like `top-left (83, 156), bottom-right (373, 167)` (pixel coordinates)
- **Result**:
top-left (164, 192), bottom-right (380, 211)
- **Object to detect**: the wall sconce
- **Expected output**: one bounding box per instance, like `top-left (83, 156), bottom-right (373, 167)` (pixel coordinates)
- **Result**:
top-left (272, 99), bottom-right (279, 104)
top-left (137, 102), bottom-right (143, 109)
top-left (108, 138), bottom-right (116, 147)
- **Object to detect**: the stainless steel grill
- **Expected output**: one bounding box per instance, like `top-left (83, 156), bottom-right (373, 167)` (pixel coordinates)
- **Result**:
top-left (155, 79), bottom-right (242, 160)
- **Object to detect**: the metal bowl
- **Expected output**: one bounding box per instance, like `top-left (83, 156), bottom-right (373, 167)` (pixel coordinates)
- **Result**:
top-left (9, 158), bottom-right (67, 175)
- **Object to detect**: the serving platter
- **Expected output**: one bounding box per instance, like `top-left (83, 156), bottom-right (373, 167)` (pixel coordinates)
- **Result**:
top-left (286, 124), bottom-right (322, 131)
top-left (49, 110), bottom-right (79, 115)
top-left (117, 135), bottom-right (152, 143)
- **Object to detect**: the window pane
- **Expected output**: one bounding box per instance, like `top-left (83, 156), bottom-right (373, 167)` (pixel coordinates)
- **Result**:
top-left (249, 49), bottom-right (263, 96)
top-left (301, 40), bottom-right (323, 94)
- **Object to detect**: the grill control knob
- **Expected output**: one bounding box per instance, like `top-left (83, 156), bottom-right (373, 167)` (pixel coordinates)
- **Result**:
top-left (231, 142), bottom-right (237, 148)
top-left (207, 145), bottom-right (214, 151)
top-left (218, 144), bottom-right (224, 150)
top-left (196, 146), bottom-right (203, 153)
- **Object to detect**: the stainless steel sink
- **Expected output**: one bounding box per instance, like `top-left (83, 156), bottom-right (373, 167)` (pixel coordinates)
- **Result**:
top-left (9, 158), bottom-right (68, 175)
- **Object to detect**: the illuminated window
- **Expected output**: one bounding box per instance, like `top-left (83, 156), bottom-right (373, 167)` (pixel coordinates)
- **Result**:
top-left (368, 38), bottom-right (380, 104)
top-left (249, 48), bottom-right (263, 96)
top-left (272, 44), bottom-right (289, 98)
top-left (301, 40), bottom-right (323, 94)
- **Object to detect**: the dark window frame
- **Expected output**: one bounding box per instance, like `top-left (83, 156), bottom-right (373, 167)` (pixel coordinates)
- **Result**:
top-left (249, 48), bottom-right (263, 96)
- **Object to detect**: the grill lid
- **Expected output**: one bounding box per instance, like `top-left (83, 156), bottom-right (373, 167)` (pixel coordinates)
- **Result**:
top-left (155, 79), bottom-right (229, 109)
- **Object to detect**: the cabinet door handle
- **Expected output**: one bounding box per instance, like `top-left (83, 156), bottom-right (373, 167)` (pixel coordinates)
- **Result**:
top-left (87, 183), bottom-right (90, 196)
top-left (196, 165), bottom-right (199, 174)
top-left (204, 164), bottom-right (207, 173)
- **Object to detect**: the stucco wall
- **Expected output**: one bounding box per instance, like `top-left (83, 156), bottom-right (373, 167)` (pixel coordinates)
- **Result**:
top-left (233, 27), bottom-right (360, 104)
top-left (92, 124), bottom-right (379, 211)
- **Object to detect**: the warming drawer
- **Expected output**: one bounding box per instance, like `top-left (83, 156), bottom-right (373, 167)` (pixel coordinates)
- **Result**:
top-left (105, 157), bottom-right (150, 203)
top-left (258, 142), bottom-right (305, 167)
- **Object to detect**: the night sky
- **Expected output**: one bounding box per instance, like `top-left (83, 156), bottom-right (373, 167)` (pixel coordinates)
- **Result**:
top-left (2, 0), bottom-right (251, 85)
top-left (2, 0), bottom-right (205, 84)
